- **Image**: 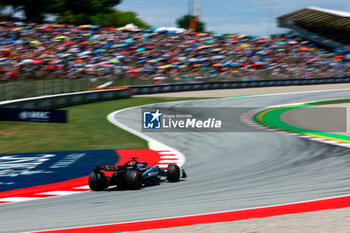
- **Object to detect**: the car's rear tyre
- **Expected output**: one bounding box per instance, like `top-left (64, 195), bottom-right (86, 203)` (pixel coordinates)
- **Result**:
top-left (126, 170), bottom-right (143, 189)
top-left (167, 164), bottom-right (180, 182)
top-left (89, 171), bottom-right (107, 191)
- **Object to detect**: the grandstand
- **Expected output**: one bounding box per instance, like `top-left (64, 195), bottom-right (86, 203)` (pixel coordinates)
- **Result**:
top-left (1, 9), bottom-right (350, 100)
top-left (278, 7), bottom-right (350, 51)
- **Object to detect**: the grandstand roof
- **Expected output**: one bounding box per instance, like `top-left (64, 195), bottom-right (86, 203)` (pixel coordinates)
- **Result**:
top-left (278, 7), bottom-right (350, 29)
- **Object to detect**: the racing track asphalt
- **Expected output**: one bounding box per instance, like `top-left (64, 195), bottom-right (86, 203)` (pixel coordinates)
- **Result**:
top-left (2, 89), bottom-right (350, 233)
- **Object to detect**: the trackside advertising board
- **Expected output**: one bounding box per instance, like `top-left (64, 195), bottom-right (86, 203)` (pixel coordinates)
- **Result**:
top-left (0, 150), bottom-right (120, 192)
top-left (0, 108), bottom-right (67, 123)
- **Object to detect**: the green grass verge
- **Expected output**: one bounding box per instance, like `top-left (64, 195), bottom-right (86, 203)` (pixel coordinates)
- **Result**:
top-left (0, 97), bottom-right (205, 154)
top-left (309, 98), bottom-right (350, 106)
top-left (253, 98), bottom-right (350, 142)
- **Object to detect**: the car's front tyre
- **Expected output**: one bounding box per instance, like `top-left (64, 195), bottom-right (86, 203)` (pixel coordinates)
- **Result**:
top-left (167, 164), bottom-right (180, 182)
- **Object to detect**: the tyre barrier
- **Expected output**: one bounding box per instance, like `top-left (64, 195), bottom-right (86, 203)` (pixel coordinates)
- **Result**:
top-left (131, 77), bottom-right (350, 95)
top-left (1, 77), bottom-right (350, 109)
top-left (0, 88), bottom-right (130, 109)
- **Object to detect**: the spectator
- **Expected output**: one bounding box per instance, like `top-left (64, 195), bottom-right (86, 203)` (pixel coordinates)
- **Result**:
top-left (0, 20), bottom-right (349, 83)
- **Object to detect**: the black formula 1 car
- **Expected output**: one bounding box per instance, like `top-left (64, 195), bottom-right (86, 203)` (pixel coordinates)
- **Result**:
top-left (88, 157), bottom-right (186, 191)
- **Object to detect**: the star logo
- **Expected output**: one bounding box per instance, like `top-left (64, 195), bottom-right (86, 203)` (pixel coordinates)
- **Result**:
top-left (143, 109), bottom-right (162, 129)
top-left (150, 109), bottom-right (162, 122)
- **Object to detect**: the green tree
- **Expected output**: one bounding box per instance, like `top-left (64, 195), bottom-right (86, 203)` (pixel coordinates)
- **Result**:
top-left (0, 0), bottom-right (122, 22)
top-left (1, 0), bottom-right (61, 22)
top-left (0, 3), bottom-right (7, 18)
top-left (54, 0), bottom-right (121, 16)
top-left (176, 14), bottom-right (205, 32)
top-left (0, 0), bottom-right (152, 28)
top-left (57, 9), bottom-right (151, 28)
top-left (102, 10), bottom-right (152, 28)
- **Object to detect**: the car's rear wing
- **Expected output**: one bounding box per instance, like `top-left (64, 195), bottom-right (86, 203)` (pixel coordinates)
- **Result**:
top-left (95, 165), bottom-right (120, 171)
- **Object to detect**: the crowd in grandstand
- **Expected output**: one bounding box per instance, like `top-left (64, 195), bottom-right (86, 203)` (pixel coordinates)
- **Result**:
top-left (0, 21), bottom-right (349, 83)
top-left (299, 24), bottom-right (350, 46)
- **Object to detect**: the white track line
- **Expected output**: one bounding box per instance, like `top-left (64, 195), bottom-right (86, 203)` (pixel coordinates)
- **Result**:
top-left (38, 191), bottom-right (85, 196)
top-left (158, 151), bottom-right (176, 154)
top-left (0, 197), bottom-right (41, 203)
top-left (160, 155), bottom-right (177, 159)
top-left (73, 185), bottom-right (90, 190)
top-left (107, 107), bottom-right (186, 167)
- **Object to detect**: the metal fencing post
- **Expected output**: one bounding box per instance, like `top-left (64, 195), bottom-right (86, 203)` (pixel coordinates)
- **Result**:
top-left (54, 80), bottom-right (58, 94)
top-left (47, 80), bottom-right (50, 95)
top-left (78, 79), bottom-right (81, 91)
top-left (42, 80), bottom-right (46, 95)
top-left (0, 83), bottom-right (4, 101)
top-left (23, 80), bottom-right (28, 98)
top-left (5, 83), bottom-right (7, 100)
top-left (79, 79), bottom-right (83, 91)
top-left (64, 79), bottom-right (68, 93)
top-left (16, 81), bottom-right (21, 99)
top-left (37, 80), bottom-right (43, 96)
top-left (51, 80), bottom-right (55, 95)
top-left (85, 78), bottom-right (89, 91)
top-left (59, 79), bottom-right (62, 93)
top-left (74, 80), bottom-right (78, 92)
top-left (10, 82), bottom-right (15, 100)
top-left (35, 80), bottom-right (38, 97)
